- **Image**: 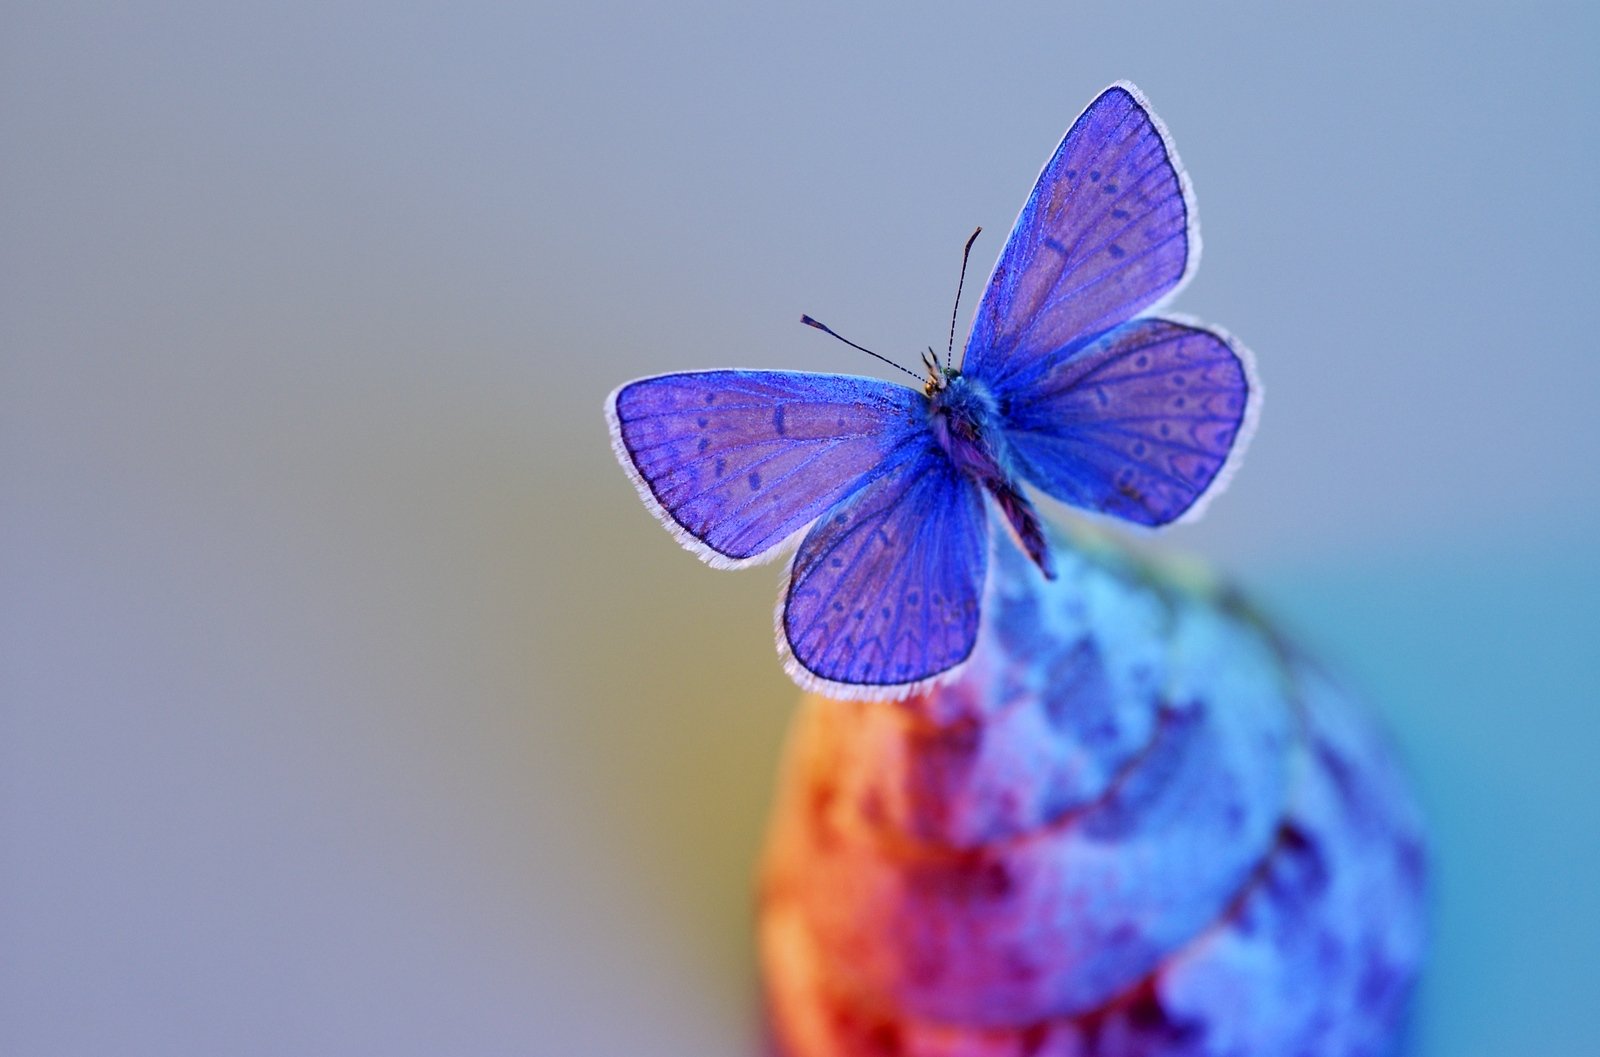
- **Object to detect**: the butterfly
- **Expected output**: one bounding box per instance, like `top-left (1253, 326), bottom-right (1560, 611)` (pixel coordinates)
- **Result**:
top-left (605, 81), bottom-right (1259, 701)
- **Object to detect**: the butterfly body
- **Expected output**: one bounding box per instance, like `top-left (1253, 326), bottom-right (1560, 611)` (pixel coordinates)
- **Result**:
top-left (606, 82), bottom-right (1259, 699)
top-left (927, 371), bottom-right (1057, 580)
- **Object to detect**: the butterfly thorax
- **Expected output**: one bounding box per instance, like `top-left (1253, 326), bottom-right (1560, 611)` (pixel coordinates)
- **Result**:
top-left (928, 374), bottom-right (1057, 580)
top-left (928, 372), bottom-right (999, 470)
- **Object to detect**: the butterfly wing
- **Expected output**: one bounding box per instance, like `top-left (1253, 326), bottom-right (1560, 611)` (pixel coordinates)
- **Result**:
top-left (963, 82), bottom-right (1196, 388)
top-left (607, 370), bottom-right (928, 566)
top-left (1001, 316), bottom-right (1257, 526)
top-left (781, 444), bottom-right (988, 698)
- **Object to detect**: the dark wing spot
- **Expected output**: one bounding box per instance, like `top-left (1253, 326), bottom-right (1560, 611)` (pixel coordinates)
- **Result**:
top-left (714, 457), bottom-right (726, 477)
top-left (773, 405), bottom-right (787, 435)
top-left (1103, 182), bottom-right (1118, 194)
top-left (1090, 169), bottom-right (1101, 182)
top-left (1111, 207), bottom-right (1129, 219)
top-left (696, 416), bottom-right (709, 428)
top-left (1108, 243), bottom-right (1126, 259)
top-left (697, 437), bottom-right (710, 452)
top-left (748, 471), bottom-right (761, 490)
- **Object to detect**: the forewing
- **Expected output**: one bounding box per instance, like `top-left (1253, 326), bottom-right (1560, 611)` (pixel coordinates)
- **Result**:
top-left (964, 82), bottom-right (1195, 387)
top-left (607, 370), bottom-right (927, 566)
top-left (1003, 317), bottom-right (1257, 526)
top-left (781, 445), bottom-right (988, 697)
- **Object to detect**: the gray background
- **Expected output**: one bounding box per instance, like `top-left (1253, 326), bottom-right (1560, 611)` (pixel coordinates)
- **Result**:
top-left (4, 3), bottom-right (1597, 1055)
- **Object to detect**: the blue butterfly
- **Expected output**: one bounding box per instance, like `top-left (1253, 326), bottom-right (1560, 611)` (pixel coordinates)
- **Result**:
top-left (606, 82), bottom-right (1259, 700)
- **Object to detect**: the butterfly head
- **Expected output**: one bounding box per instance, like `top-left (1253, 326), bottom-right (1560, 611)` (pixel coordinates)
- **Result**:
top-left (920, 347), bottom-right (958, 397)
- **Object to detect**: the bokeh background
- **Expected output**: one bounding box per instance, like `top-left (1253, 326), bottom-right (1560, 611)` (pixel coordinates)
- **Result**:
top-left (4, 4), bottom-right (1597, 1055)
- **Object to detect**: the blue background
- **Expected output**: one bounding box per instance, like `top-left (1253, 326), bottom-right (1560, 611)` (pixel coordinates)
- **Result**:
top-left (4, 4), bottom-right (1596, 1054)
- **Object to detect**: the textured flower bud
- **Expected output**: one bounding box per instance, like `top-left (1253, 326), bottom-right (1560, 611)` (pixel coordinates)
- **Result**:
top-left (760, 529), bottom-right (1427, 1056)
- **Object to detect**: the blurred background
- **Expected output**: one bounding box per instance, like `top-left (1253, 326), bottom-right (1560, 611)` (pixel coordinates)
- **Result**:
top-left (3, 3), bottom-right (1597, 1055)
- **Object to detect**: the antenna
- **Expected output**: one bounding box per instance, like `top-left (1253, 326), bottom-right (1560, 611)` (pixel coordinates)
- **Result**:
top-left (946, 226), bottom-right (982, 372)
top-left (800, 315), bottom-right (922, 383)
